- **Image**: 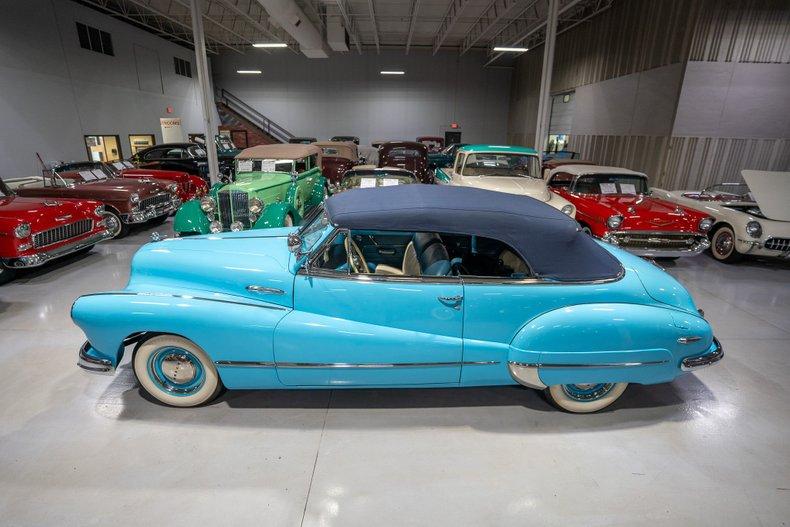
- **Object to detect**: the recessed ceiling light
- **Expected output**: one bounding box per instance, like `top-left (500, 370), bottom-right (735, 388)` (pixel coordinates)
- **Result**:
top-left (237, 70), bottom-right (262, 74)
top-left (380, 70), bottom-right (405, 75)
top-left (252, 42), bottom-right (287, 48)
top-left (493, 46), bottom-right (528, 52)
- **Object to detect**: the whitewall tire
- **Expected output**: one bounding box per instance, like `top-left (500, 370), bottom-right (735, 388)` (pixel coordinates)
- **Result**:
top-left (133, 335), bottom-right (222, 407)
top-left (545, 383), bottom-right (628, 413)
top-left (283, 214), bottom-right (294, 227)
top-left (710, 225), bottom-right (742, 263)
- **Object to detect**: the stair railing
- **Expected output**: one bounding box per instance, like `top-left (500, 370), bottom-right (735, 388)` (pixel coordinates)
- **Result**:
top-left (216, 88), bottom-right (294, 143)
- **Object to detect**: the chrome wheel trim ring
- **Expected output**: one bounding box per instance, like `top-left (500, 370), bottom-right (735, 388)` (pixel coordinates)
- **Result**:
top-left (146, 346), bottom-right (206, 396)
top-left (581, 226), bottom-right (592, 235)
top-left (104, 213), bottom-right (122, 237)
top-left (283, 215), bottom-right (293, 227)
top-left (713, 229), bottom-right (734, 258)
top-left (561, 383), bottom-right (615, 402)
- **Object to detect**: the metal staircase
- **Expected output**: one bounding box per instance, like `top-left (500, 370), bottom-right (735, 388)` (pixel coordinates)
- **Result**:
top-left (215, 89), bottom-right (294, 145)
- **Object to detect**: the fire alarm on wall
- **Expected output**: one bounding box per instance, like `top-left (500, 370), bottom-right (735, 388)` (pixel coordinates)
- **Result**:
top-left (166, 106), bottom-right (174, 114)
top-left (451, 122), bottom-right (459, 129)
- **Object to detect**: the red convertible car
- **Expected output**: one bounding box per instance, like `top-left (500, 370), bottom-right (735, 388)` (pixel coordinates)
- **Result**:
top-left (545, 163), bottom-right (713, 258)
top-left (0, 177), bottom-right (112, 285)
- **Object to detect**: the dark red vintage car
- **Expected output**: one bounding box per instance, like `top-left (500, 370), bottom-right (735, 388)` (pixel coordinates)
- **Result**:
top-left (69, 161), bottom-right (207, 203)
top-left (545, 163), bottom-right (714, 258)
top-left (416, 135), bottom-right (444, 153)
top-left (378, 141), bottom-right (431, 184)
top-left (0, 178), bottom-right (112, 285)
top-left (312, 141), bottom-right (359, 190)
top-left (12, 163), bottom-right (180, 239)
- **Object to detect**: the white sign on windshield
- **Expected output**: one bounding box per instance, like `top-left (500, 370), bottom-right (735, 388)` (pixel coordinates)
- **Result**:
top-left (360, 178), bottom-right (377, 188)
top-left (620, 183), bottom-right (637, 194)
top-left (381, 178), bottom-right (399, 186)
top-left (91, 170), bottom-right (107, 180)
top-left (260, 160), bottom-right (278, 172)
top-left (237, 159), bottom-right (253, 172)
top-left (79, 170), bottom-right (97, 180)
top-left (112, 162), bottom-right (125, 170)
top-left (599, 182), bottom-right (617, 194)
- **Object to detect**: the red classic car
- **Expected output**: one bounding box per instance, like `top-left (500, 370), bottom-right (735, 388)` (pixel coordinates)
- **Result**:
top-left (0, 177), bottom-right (112, 285)
top-left (312, 141), bottom-right (359, 190)
top-left (545, 163), bottom-right (713, 258)
top-left (93, 161), bottom-right (206, 202)
top-left (378, 141), bottom-right (431, 184)
top-left (416, 136), bottom-right (444, 153)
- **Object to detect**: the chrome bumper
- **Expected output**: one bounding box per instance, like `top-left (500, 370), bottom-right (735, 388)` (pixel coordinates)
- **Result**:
top-left (681, 338), bottom-right (724, 371)
top-left (77, 341), bottom-right (114, 374)
top-left (603, 231), bottom-right (711, 258)
top-left (122, 200), bottom-right (180, 224)
top-left (7, 229), bottom-right (113, 269)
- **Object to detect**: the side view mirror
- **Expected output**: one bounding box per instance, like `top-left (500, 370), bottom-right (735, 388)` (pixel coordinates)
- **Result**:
top-left (287, 232), bottom-right (302, 256)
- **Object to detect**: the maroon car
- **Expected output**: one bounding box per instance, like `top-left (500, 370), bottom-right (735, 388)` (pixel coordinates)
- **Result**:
top-left (313, 141), bottom-right (359, 190)
top-left (13, 163), bottom-right (180, 239)
top-left (378, 141), bottom-right (431, 184)
top-left (0, 178), bottom-right (112, 285)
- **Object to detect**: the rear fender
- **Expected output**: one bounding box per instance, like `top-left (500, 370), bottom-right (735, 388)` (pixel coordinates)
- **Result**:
top-left (508, 303), bottom-right (711, 386)
top-left (173, 199), bottom-right (209, 235)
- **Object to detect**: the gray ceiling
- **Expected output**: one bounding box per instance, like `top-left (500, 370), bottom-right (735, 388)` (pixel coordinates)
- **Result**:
top-left (76, 0), bottom-right (613, 66)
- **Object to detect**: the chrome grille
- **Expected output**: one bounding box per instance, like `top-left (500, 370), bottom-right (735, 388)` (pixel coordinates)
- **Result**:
top-left (32, 219), bottom-right (93, 248)
top-left (613, 232), bottom-right (702, 249)
top-left (764, 238), bottom-right (790, 251)
top-left (139, 193), bottom-right (171, 210)
top-left (216, 190), bottom-right (250, 229)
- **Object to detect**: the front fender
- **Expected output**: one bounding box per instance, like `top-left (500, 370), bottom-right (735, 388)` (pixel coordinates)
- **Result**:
top-left (254, 202), bottom-right (296, 229)
top-left (173, 199), bottom-right (210, 235)
top-left (71, 292), bottom-right (290, 388)
top-left (509, 303), bottom-right (712, 386)
top-left (308, 174), bottom-right (327, 207)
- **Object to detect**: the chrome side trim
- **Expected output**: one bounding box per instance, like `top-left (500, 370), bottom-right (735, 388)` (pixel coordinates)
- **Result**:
top-left (681, 338), bottom-right (723, 371)
top-left (77, 291), bottom-right (287, 311)
top-left (276, 360), bottom-right (499, 369)
top-left (677, 336), bottom-right (702, 344)
top-left (246, 285), bottom-right (285, 295)
top-left (77, 341), bottom-right (114, 374)
top-left (509, 359), bottom-right (669, 369)
top-left (215, 360), bottom-right (276, 368)
top-left (507, 362), bottom-right (546, 389)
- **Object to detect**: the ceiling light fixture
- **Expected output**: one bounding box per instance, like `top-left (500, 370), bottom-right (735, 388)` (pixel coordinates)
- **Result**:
top-left (380, 70), bottom-right (405, 75)
top-left (493, 46), bottom-right (528, 52)
top-left (237, 70), bottom-right (262, 74)
top-left (252, 43), bottom-right (287, 48)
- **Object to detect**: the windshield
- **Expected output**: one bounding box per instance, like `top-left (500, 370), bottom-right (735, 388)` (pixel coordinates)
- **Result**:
top-left (55, 163), bottom-right (114, 183)
top-left (187, 146), bottom-right (207, 158)
top-left (236, 158), bottom-right (294, 174)
top-left (0, 178), bottom-right (10, 197)
top-left (461, 153), bottom-right (540, 178)
top-left (299, 206), bottom-right (330, 252)
top-left (705, 183), bottom-right (752, 200)
top-left (574, 174), bottom-right (649, 195)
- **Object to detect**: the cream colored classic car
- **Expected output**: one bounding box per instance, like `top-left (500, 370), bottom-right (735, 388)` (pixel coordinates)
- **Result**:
top-left (652, 170), bottom-right (790, 262)
top-left (435, 144), bottom-right (576, 218)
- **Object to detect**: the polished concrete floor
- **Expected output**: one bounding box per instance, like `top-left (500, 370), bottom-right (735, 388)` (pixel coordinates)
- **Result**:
top-left (1, 220), bottom-right (788, 526)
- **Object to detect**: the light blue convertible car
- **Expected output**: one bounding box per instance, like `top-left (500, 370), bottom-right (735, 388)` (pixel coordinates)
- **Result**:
top-left (72, 185), bottom-right (723, 413)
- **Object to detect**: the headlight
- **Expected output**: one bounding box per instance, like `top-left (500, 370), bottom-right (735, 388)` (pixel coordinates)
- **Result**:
top-left (745, 220), bottom-right (762, 238)
top-left (249, 213), bottom-right (258, 224)
top-left (168, 183), bottom-right (178, 193)
top-left (230, 221), bottom-right (244, 232)
top-left (94, 205), bottom-right (104, 217)
top-left (129, 193), bottom-right (140, 206)
top-left (606, 215), bottom-right (623, 229)
top-left (698, 217), bottom-right (713, 232)
top-left (561, 204), bottom-right (574, 216)
top-left (200, 196), bottom-right (215, 213)
top-left (14, 223), bottom-right (31, 239)
top-left (249, 197), bottom-right (264, 214)
top-left (209, 221), bottom-right (222, 233)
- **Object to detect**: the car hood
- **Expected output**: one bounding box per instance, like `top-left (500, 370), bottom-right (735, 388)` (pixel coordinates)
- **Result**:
top-left (580, 194), bottom-right (703, 229)
top-left (461, 176), bottom-right (550, 201)
top-left (121, 168), bottom-right (189, 183)
top-left (76, 178), bottom-right (169, 198)
top-left (741, 170), bottom-right (790, 221)
top-left (126, 228), bottom-right (295, 308)
top-left (226, 173), bottom-right (292, 192)
top-left (0, 196), bottom-right (96, 230)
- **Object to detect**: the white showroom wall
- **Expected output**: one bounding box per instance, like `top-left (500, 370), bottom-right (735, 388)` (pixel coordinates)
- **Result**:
top-left (212, 49), bottom-right (511, 147)
top-left (0, 0), bottom-right (209, 179)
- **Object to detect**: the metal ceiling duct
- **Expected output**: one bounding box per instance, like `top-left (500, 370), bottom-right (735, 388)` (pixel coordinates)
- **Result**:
top-left (256, 0), bottom-right (329, 58)
top-left (326, 6), bottom-right (349, 52)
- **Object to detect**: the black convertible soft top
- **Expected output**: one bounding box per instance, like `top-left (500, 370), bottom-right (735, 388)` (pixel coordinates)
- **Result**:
top-left (324, 185), bottom-right (622, 281)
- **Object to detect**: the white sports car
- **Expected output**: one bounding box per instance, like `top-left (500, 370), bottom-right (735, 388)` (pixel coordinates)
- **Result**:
top-left (652, 170), bottom-right (790, 262)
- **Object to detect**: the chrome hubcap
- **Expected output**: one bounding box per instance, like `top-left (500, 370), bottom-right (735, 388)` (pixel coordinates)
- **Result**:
top-left (714, 230), bottom-right (733, 257)
top-left (147, 346), bottom-right (205, 395)
top-left (104, 214), bottom-right (121, 236)
top-left (561, 383), bottom-right (614, 402)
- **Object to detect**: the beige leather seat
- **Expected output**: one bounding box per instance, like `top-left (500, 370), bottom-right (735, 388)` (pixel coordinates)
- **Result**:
top-left (375, 241), bottom-right (419, 276)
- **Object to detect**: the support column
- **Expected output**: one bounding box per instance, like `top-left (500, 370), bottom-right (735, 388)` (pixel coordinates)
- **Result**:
top-left (190, 0), bottom-right (220, 185)
top-left (533, 0), bottom-right (558, 155)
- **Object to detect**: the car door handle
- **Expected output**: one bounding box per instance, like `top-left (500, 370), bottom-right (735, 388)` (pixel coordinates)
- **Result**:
top-left (377, 248), bottom-right (396, 255)
top-left (438, 295), bottom-right (463, 308)
top-left (246, 285), bottom-right (284, 295)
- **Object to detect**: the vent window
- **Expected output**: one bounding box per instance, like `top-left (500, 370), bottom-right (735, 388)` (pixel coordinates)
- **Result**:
top-left (174, 57), bottom-right (192, 78)
top-left (76, 22), bottom-right (113, 56)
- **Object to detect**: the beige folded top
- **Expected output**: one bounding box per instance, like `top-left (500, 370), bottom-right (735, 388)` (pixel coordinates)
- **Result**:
top-left (236, 144), bottom-right (321, 160)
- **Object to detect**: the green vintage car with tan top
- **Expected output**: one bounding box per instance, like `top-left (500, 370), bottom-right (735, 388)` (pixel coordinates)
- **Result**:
top-left (173, 144), bottom-right (326, 236)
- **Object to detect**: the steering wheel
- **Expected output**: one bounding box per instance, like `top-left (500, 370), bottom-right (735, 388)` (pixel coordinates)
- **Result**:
top-left (344, 236), bottom-right (370, 274)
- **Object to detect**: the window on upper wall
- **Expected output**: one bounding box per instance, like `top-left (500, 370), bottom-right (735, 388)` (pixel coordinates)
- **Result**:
top-left (76, 22), bottom-right (113, 56)
top-left (174, 57), bottom-right (192, 78)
